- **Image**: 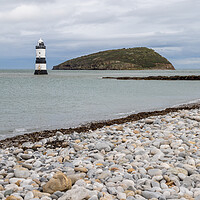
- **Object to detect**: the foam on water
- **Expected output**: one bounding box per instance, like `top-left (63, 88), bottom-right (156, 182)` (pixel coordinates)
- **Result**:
top-left (13, 128), bottom-right (27, 133)
top-left (172, 98), bottom-right (200, 108)
top-left (115, 110), bottom-right (136, 117)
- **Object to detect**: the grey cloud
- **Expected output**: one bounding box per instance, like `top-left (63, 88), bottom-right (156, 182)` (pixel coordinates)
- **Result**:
top-left (0, 0), bottom-right (199, 69)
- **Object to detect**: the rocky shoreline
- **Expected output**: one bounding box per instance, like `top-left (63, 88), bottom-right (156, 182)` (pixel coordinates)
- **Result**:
top-left (102, 75), bottom-right (200, 81)
top-left (0, 104), bottom-right (200, 200)
top-left (1, 104), bottom-right (200, 149)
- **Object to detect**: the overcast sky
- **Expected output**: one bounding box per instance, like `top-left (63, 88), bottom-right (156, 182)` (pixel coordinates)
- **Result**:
top-left (0, 0), bottom-right (200, 69)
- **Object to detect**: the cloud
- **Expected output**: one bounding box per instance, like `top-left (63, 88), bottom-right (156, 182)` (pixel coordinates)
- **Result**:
top-left (0, 5), bottom-right (38, 22)
top-left (0, 0), bottom-right (200, 69)
top-left (175, 58), bottom-right (200, 65)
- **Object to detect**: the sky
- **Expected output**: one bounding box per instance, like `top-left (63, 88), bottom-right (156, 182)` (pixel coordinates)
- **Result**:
top-left (0, 0), bottom-right (200, 69)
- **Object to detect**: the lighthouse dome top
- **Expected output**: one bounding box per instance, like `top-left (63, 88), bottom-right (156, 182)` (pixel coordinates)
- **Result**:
top-left (36, 38), bottom-right (46, 49)
top-left (38, 38), bottom-right (44, 44)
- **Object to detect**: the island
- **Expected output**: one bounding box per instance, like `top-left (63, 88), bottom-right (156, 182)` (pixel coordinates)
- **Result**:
top-left (52, 47), bottom-right (175, 70)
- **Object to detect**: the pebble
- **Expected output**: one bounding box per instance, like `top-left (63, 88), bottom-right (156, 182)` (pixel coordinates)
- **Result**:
top-left (14, 167), bottom-right (30, 178)
top-left (148, 169), bottom-right (162, 177)
top-left (20, 153), bottom-right (33, 160)
top-left (178, 173), bottom-right (187, 180)
top-left (141, 191), bottom-right (161, 199)
top-left (0, 108), bottom-right (199, 199)
top-left (24, 191), bottom-right (34, 200)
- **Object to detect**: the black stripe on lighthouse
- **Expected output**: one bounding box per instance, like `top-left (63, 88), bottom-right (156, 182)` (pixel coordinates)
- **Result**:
top-left (34, 70), bottom-right (48, 75)
top-left (36, 58), bottom-right (46, 64)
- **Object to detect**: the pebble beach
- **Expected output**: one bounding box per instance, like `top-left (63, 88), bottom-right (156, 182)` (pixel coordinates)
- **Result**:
top-left (0, 107), bottom-right (200, 200)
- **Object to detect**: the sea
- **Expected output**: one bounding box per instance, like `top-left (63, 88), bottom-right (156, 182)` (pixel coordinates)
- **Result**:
top-left (1, 69), bottom-right (200, 140)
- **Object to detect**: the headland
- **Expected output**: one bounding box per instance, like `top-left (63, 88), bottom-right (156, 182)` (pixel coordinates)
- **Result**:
top-left (52, 47), bottom-right (175, 70)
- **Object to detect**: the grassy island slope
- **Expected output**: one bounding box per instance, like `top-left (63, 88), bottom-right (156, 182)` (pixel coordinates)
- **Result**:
top-left (52, 47), bottom-right (175, 70)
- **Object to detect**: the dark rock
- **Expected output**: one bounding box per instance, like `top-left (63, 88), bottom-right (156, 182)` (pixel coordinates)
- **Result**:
top-left (4, 189), bottom-right (14, 197)
top-left (103, 75), bottom-right (200, 81)
top-left (53, 191), bottom-right (64, 198)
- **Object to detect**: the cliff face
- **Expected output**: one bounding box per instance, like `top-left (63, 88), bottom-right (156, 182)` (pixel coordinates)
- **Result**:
top-left (52, 47), bottom-right (175, 70)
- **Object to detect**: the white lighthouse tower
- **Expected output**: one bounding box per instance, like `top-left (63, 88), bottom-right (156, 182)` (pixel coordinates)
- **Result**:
top-left (34, 38), bottom-right (48, 75)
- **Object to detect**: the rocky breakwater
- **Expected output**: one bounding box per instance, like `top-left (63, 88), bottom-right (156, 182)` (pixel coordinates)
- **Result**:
top-left (0, 109), bottom-right (200, 200)
top-left (102, 75), bottom-right (200, 81)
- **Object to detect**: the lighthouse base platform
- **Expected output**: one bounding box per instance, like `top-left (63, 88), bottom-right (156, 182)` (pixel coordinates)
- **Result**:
top-left (34, 70), bottom-right (48, 75)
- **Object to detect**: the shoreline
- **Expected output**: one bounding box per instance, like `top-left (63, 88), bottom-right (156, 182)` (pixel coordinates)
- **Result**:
top-left (0, 103), bottom-right (200, 199)
top-left (1, 102), bottom-right (200, 149)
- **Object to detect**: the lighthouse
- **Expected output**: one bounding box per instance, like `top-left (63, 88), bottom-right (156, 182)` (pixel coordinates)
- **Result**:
top-left (34, 38), bottom-right (48, 75)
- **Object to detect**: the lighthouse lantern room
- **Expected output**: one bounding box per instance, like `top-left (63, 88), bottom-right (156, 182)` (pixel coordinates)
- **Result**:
top-left (34, 38), bottom-right (48, 75)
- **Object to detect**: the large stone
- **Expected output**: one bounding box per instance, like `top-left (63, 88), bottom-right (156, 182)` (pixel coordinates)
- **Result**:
top-left (43, 171), bottom-right (72, 194)
top-left (58, 186), bottom-right (90, 200)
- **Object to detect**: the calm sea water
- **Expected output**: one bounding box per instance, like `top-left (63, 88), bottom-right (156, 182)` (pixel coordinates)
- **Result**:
top-left (1, 69), bottom-right (200, 140)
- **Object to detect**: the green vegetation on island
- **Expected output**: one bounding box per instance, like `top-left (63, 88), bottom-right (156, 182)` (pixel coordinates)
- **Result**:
top-left (52, 47), bottom-right (175, 70)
